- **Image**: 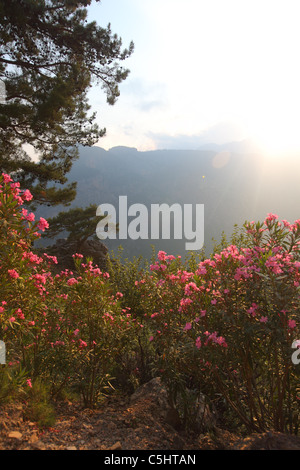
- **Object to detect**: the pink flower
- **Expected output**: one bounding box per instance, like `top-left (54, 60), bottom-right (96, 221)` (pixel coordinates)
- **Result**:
top-left (8, 269), bottom-right (19, 279)
top-left (20, 208), bottom-right (34, 221)
top-left (32, 273), bottom-right (47, 284)
top-left (151, 312), bottom-right (159, 319)
top-left (16, 308), bottom-right (25, 320)
top-left (247, 303), bottom-right (258, 317)
top-left (22, 251), bottom-right (43, 264)
top-left (149, 335), bottom-right (154, 342)
top-left (43, 253), bottom-right (58, 264)
top-left (150, 263), bottom-right (160, 271)
top-left (184, 322), bottom-right (192, 330)
top-left (26, 212), bottom-right (35, 222)
top-left (195, 337), bottom-right (201, 349)
top-left (38, 217), bottom-right (49, 231)
top-left (67, 278), bottom-right (78, 286)
top-left (26, 379), bottom-right (32, 388)
top-left (184, 282), bottom-right (199, 295)
top-left (265, 213), bottom-right (278, 223)
top-left (179, 298), bottom-right (193, 309)
top-left (204, 331), bottom-right (227, 347)
top-left (157, 251), bottom-right (166, 261)
top-left (22, 189), bottom-right (33, 201)
top-left (196, 266), bottom-right (207, 275)
top-left (2, 173), bottom-right (12, 183)
top-left (21, 208), bottom-right (28, 218)
top-left (260, 316), bottom-right (268, 323)
top-left (215, 336), bottom-right (227, 347)
top-left (282, 220), bottom-right (292, 229)
top-left (9, 316), bottom-right (15, 322)
top-left (288, 319), bottom-right (296, 329)
top-left (79, 339), bottom-right (87, 348)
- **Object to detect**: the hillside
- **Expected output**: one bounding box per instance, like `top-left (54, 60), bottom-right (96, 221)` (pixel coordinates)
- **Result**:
top-left (39, 144), bottom-right (300, 260)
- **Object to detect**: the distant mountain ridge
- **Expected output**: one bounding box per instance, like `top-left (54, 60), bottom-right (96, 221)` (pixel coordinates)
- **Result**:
top-left (38, 143), bottom-right (300, 261)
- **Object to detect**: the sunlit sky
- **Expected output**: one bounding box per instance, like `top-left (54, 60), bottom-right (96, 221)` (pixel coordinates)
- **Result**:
top-left (87, 0), bottom-right (300, 155)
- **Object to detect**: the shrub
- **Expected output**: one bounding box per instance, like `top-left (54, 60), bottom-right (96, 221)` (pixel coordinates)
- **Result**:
top-left (0, 173), bottom-right (140, 408)
top-left (24, 377), bottom-right (56, 428)
top-left (136, 217), bottom-right (300, 433)
top-left (0, 172), bottom-right (299, 433)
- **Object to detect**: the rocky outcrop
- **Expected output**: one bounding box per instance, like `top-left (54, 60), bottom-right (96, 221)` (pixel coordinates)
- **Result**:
top-left (130, 377), bottom-right (217, 432)
top-left (44, 238), bottom-right (108, 274)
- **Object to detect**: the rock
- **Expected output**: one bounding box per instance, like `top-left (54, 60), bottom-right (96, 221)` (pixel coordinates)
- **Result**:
top-left (164, 407), bottom-right (181, 430)
top-left (31, 440), bottom-right (47, 450)
top-left (28, 432), bottom-right (39, 444)
top-left (130, 377), bottom-right (169, 408)
top-left (66, 445), bottom-right (77, 450)
top-left (108, 441), bottom-right (122, 450)
top-left (184, 389), bottom-right (217, 432)
top-left (130, 377), bottom-right (216, 432)
top-left (8, 431), bottom-right (22, 440)
top-left (130, 377), bottom-right (180, 429)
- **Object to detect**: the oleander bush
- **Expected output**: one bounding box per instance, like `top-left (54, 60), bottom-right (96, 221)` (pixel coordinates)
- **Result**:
top-left (0, 172), bottom-right (299, 433)
top-left (0, 173), bottom-right (141, 408)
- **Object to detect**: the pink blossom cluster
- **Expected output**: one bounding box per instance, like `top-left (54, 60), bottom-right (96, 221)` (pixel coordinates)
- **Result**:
top-left (0, 173), bottom-right (142, 393)
top-left (1, 174), bottom-right (33, 205)
top-left (140, 214), bottom-right (299, 357)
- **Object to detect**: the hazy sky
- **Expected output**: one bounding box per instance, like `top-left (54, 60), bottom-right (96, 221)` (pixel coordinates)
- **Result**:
top-left (87, 0), bottom-right (300, 154)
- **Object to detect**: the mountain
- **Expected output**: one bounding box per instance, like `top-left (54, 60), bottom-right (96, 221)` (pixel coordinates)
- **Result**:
top-left (38, 144), bottom-right (300, 261)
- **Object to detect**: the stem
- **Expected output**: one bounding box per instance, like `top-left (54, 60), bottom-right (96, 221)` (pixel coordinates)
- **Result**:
top-left (214, 369), bottom-right (261, 432)
top-left (274, 344), bottom-right (283, 431)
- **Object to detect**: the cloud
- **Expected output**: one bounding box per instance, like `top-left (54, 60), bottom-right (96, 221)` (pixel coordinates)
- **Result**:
top-left (148, 121), bottom-right (247, 150)
top-left (121, 77), bottom-right (168, 112)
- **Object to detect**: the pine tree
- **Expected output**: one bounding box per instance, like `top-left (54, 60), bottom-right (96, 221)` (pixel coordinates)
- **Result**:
top-left (0, 0), bottom-right (134, 206)
top-left (43, 204), bottom-right (104, 250)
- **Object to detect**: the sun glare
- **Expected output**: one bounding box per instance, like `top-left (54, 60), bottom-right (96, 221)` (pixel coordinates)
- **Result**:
top-left (245, 107), bottom-right (300, 157)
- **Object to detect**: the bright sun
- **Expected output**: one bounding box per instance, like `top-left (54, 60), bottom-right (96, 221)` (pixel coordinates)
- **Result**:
top-left (143, 1), bottom-right (300, 156)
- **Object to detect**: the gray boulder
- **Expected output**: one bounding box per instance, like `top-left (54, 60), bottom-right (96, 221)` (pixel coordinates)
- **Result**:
top-left (130, 377), bottom-right (217, 432)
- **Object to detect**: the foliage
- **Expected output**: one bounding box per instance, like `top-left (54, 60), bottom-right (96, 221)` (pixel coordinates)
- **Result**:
top-left (24, 377), bottom-right (56, 428)
top-left (0, 172), bottom-right (299, 434)
top-left (134, 219), bottom-right (300, 433)
top-left (0, 365), bottom-right (29, 404)
top-left (106, 247), bottom-right (155, 385)
top-left (42, 204), bottom-right (107, 250)
top-left (0, 173), bottom-right (141, 410)
top-left (0, 0), bottom-right (134, 206)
